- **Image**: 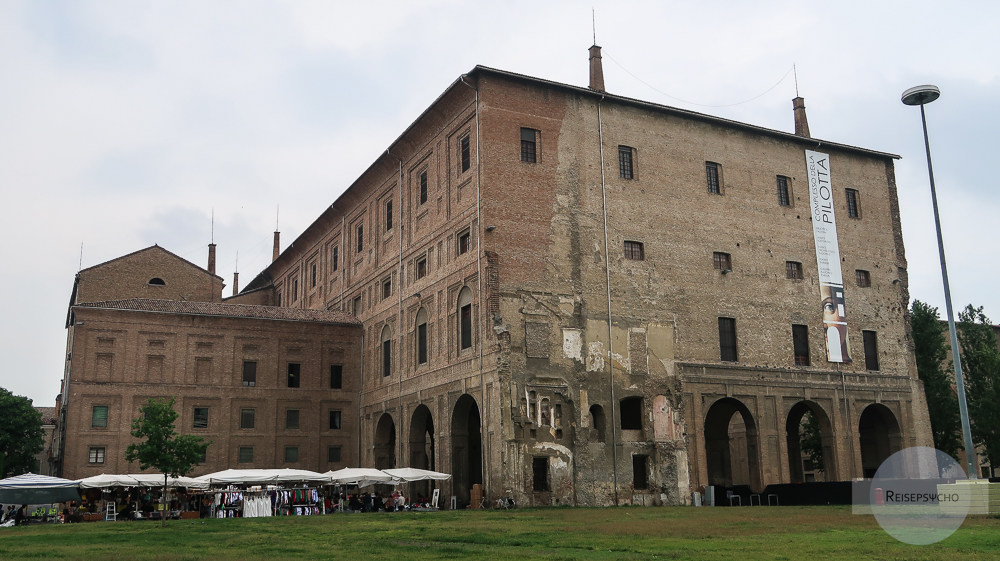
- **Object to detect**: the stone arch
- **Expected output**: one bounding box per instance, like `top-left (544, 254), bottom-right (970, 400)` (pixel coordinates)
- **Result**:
top-left (408, 404), bottom-right (436, 498)
top-left (704, 397), bottom-right (761, 491)
top-left (374, 412), bottom-right (396, 470)
top-left (859, 403), bottom-right (902, 478)
top-left (451, 394), bottom-right (483, 507)
top-left (785, 400), bottom-right (837, 483)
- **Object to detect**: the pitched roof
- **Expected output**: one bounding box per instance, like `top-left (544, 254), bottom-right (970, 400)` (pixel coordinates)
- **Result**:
top-left (79, 244), bottom-right (224, 281)
top-left (74, 298), bottom-right (360, 327)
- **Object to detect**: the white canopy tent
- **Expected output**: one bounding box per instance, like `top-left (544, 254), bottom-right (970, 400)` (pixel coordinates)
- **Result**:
top-left (79, 473), bottom-right (210, 490)
top-left (324, 467), bottom-right (396, 487)
top-left (196, 468), bottom-right (329, 485)
top-left (383, 468), bottom-right (451, 482)
top-left (79, 474), bottom-right (140, 489)
top-left (0, 473), bottom-right (81, 504)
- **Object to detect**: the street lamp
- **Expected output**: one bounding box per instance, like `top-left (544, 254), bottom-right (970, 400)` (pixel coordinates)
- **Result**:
top-left (901, 84), bottom-right (977, 479)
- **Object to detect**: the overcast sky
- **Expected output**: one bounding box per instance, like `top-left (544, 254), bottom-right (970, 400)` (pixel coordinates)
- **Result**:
top-left (2, 0), bottom-right (996, 405)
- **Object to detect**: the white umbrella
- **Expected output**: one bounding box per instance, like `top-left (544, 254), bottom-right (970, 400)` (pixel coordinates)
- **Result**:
top-left (383, 468), bottom-right (451, 482)
top-left (79, 473), bottom-right (141, 489)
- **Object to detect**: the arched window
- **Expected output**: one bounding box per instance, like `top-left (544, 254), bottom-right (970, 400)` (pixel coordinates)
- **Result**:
top-left (590, 404), bottom-right (606, 442)
top-left (380, 325), bottom-right (393, 377)
top-left (148, 278), bottom-right (166, 286)
top-left (415, 307), bottom-right (428, 366)
top-left (457, 286), bottom-right (473, 351)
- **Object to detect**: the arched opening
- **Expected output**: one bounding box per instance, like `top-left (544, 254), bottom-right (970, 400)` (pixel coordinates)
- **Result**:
top-left (148, 278), bottom-right (166, 286)
top-left (409, 405), bottom-right (436, 499)
top-left (704, 397), bottom-right (761, 491)
top-left (859, 403), bottom-right (902, 478)
top-left (785, 401), bottom-right (837, 483)
top-left (457, 287), bottom-right (474, 352)
top-left (590, 404), bottom-right (606, 442)
top-left (380, 325), bottom-right (393, 378)
top-left (374, 413), bottom-right (396, 470)
top-left (451, 394), bottom-right (482, 507)
top-left (415, 307), bottom-right (428, 366)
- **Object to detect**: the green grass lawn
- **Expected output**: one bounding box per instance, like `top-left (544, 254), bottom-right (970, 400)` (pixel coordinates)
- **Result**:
top-left (1, 506), bottom-right (998, 560)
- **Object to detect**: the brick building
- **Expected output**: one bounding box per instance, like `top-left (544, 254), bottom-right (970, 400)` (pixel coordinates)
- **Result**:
top-left (55, 245), bottom-right (363, 479)
top-left (238, 48), bottom-right (933, 506)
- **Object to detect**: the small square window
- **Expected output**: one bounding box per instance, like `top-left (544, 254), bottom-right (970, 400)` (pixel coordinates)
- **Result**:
top-left (238, 446), bottom-right (254, 463)
top-left (330, 365), bottom-right (343, 389)
top-left (856, 269), bottom-right (871, 287)
top-left (458, 230), bottom-right (471, 256)
top-left (786, 261), bottom-right (803, 280)
top-left (284, 446), bottom-right (298, 463)
top-left (706, 162), bottom-right (722, 195)
top-left (419, 170), bottom-right (428, 204)
top-left (624, 240), bottom-right (644, 261)
top-left (193, 407), bottom-right (209, 429)
top-left (777, 175), bottom-right (791, 206)
top-left (460, 134), bottom-right (471, 172)
top-left (415, 256), bottom-right (427, 280)
top-left (240, 408), bottom-right (255, 429)
top-left (846, 188), bottom-right (860, 218)
top-left (286, 409), bottom-right (299, 430)
top-left (713, 252), bottom-right (732, 272)
top-left (328, 446), bottom-right (342, 463)
top-left (382, 277), bottom-right (392, 300)
top-left (520, 128), bottom-right (538, 163)
top-left (619, 146), bottom-right (635, 180)
top-left (88, 446), bottom-right (105, 464)
top-left (329, 410), bottom-right (342, 430)
top-left (287, 363), bottom-right (300, 388)
top-left (92, 405), bottom-right (109, 428)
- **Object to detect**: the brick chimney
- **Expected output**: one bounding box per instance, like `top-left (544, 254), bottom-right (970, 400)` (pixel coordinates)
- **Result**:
top-left (589, 45), bottom-right (605, 92)
top-left (207, 243), bottom-right (217, 275)
top-left (233, 272), bottom-right (239, 296)
top-left (793, 97), bottom-right (811, 137)
top-left (272, 231), bottom-right (281, 262)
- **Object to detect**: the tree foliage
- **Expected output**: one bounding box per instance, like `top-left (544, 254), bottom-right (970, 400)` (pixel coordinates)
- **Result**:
top-left (800, 410), bottom-right (824, 473)
top-left (957, 305), bottom-right (1000, 474)
top-left (0, 388), bottom-right (45, 478)
top-left (910, 300), bottom-right (962, 459)
top-left (125, 397), bottom-right (209, 526)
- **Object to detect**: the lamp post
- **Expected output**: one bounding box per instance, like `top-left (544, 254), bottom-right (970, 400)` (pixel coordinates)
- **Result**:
top-left (901, 84), bottom-right (977, 479)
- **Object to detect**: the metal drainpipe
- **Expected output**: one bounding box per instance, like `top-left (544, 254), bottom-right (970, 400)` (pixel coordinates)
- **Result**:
top-left (597, 95), bottom-right (620, 505)
top-left (459, 74), bottom-right (489, 497)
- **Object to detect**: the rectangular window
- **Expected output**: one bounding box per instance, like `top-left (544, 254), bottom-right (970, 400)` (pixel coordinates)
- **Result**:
top-left (618, 145), bottom-right (635, 179)
top-left (520, 128), bottom-right (537, 163)
top-left (460, 303), bottom-right (473, 350)
top-left (382, 339), bottom-right (392, 377)
top-left (286, 409), bottom-right (299, 430)
top-left (193, 407), bottom-right (209, 429)
top-left (419, 170), bottom-right (428, 204)
top-left (458, 230), bottom-right (471, 255)
top-left (777, 175), bottom-right (791, 206)
top-left (532, 457), bottom-right (550, 491)
top-left (415, 256), bottom-right (427, 280)
top-left (91, 405), bottom-right (108, 428)
top-left (353, 295), bottom-right (362, 316)
top-left (292, 278), bottom-right (299, 301)
top-left (786, 261), bottom-right (803, 280)
top-left (330, 364), bottom-right (343, 389)
top-left (633, 455), bottom-right (649, 490)
top-left (329, 410), bottom-right (342, 430)
top-left (719, 317), bottom-right (738, 362)
top-left (713, 251), bottom-right (732, 272)
top-left (792, 324), bottom-right (810, 366)
top-left (332, 246), bottom-right (339, 272)
top-left (460, 134), bottom-right (471, 172)
top-left (856, 269), bottom-right (871, 287)
top-left (310, 263), bottom-right (317, 288)
top-left (385, 200), bottom-right (393, 231)
top-left (328, 445), bottom-right (342, 463)
top-left (287, 363), bottom-right (300, 388)
top-left (242, 361), bottom-right (257, 387)
top-left (417, 322), bottom-right (428, 364)
top-left (706, 161), bottom-right (721, 194)
top-left (846, 188), bottom-right (860, 218)
top-left (863, 330), bottom-right (880, 371)
top-left (238, 446), bottom-right (254, 463)
top-left (240, 408), bottom-right (255, 429)
top-left (624, 240), bottom-right (644, 261)
top-left (88, 447), bottom-right (105, 464)
top-left (382, 277), bottom-right (392, 300)
top-left (356, 224), bottom-right (364, 253)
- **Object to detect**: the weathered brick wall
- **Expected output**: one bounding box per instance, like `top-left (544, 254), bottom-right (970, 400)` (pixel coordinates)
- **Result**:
top-left (75, 246), bottom-right (224, 305)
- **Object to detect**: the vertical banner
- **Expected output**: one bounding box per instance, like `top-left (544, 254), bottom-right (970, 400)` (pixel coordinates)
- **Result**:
top-left (805, 150), bottom-right (852, 363)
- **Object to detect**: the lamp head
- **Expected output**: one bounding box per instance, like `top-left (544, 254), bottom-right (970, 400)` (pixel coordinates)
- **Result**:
top-left (902, 85), bottom-right (940, 106)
